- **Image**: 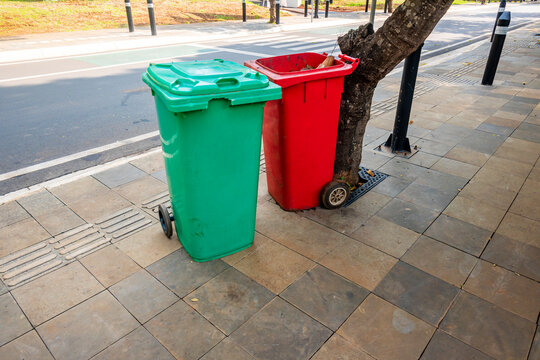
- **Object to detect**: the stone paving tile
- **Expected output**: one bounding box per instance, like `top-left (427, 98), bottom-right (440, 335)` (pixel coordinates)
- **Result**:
top-left (530, 327), bottom-right (540, 360)
top-left (446, 112), bottom-right (484, 129)
top-left (424, 123), bottom-right (475, 146)
top-left (80, 245), bottom-right (141, 288)
top-left (404, 152), bottom-right (441, 168)
top-left (378, 158), bottom-right (428, 182)
top-left (302, 191), bottom-right (391, 235)
top-left (483, 155), bottom-right (533, 178)
top-left (0, 280), bottom-right (6, 296)
top-left (0, 218), bottom-right (50, 258)
top-left (413, 138), bottom-right (454, 157)
top-left (372, 175), bottom-right (411, 197)
top-left (484, 115), bottom-right (521, 129)
top-left (110, 269), bottom-right (178, 323)
top-left (494, 137), bottom-right (540, 165)
top-left (0, 330), bottom-right (54, 360)
top-left (458, 180), bottom-right (517, 211)
top-left (33, 206), bottom-right (85, 236)
top-left (338, 294), bottom-right (434, 360)
top-left (151, 169), bottom-right (167, 184)
top-left (374, 261), bottom-right (459, 326)
top-left (230, 297), bottom-right (332, 360)
top-left (280, 265), bottom-right (368, 331)
top-left (255, 201), bottom-right (344, 261)
top-left (500, 101), bottom-right (535, 116)
top-left (413, 169), bottom-right (468, 194)
top-left (420, 330), bottom-right (495, 360)
top-left (91, 327), bottom-right (174, 360)
top-left (0, 293), bottom-right (32, 346)
top-left (397, 182), bottom-right (456, 212)
top-left (360, 149), bottom-right (392, 170)
top-left (443, 196), bottom-right (506, 232)
top-left (186, 267), bottom-right (274, 335)
top-left (496, 212), bottom-right (540, 248)
top-left (37, 291), bottom-right (138, 360)
top-left (351, 215), bottom-right (420, 258)
top-left (0, 201), bottom-right (29, 229)
top-left (319, 237), bottom-right (397, 291)
top-left (431, 157), bottom-right (479, 179)
top-left (509, 178), bottom-right (540, 222)
top-left (116, 224), bottom-right (181, 268)
top-left (93, 163), bottom-right (147, 189)
top-left (232, 233), bottom-right (314, 294)
top-left (440, 291), bottom-right (535, 360)
top-left (311, 334), bottom-right (375, 360)
top-left (129, 151), bottom-right (165, 174)
top-left (457, 130), bottom-right (505, 155)
top-left (113, 175), bottom-right (168, 205)
top-left (147, 248), bottom-right (229, 298)
top-left (482, 234), bottom-right (540, 282)
top-left (477, 122), bottom-right (514, 137)
top-left (464, 260), bottom-right (540, 322)
top-left (471, 166), bottom-right (526, 194)
top-left (402, 235), bottom-right (477, 287)
top-left (12, 261), bottom-right (104, 326)
top-left (377, 198), bottom-right (439, 233)
top-left (17, 190), bottom-right (63, 215)
top-left (445, 146), bottom-right (490, 167)
top-left (50, 176), bottom-right (111, 205)
top-left (200, 337), bottom-right (256, 360)
top-left (145, 300), bottom-right (225, 360)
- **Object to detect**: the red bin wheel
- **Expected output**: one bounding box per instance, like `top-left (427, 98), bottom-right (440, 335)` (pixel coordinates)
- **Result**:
top-left (320, 181), bottom-right (350, 209)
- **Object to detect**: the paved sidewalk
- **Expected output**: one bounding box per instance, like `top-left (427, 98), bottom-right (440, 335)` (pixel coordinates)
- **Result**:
top-left (0, 23), bottom-right (539, 360)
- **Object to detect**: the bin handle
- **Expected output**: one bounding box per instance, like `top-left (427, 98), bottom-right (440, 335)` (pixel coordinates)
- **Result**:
top-left (338, 54), bottom-right (360, 71)
top-left (216, 77), bottom-right (240, 89)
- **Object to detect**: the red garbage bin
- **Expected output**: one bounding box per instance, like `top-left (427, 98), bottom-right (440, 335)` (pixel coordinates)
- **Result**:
top-left (245, 52), bottom-right (359, 211)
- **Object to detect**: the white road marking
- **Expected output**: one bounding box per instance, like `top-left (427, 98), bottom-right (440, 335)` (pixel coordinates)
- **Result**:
top-left (271, 37), bottom-right (317, 48)
top-left (255, 35), bottom-right (299, 46)
top-left (0, 131), bottom-right (160, 182)
top-left (190, 43), bottom-right (272, 58)
top-left (289, 40), bottom-right (337, 51)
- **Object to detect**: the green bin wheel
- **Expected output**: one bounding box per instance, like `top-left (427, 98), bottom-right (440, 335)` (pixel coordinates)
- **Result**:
top-left (320, 181), bottom-right (350, 209)
top-left (158, 204), bottom-right (173, 238)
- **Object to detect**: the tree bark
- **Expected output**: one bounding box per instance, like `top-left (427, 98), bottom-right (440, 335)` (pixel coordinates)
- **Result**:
top-left (269, 0), bottom-right (276, 23)
top-left (334, 0), bottom-right (453, 185)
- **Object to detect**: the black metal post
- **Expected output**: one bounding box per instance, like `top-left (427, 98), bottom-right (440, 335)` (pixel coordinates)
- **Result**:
top-left (314, 0), bottom-right (319, 18)
top-left (384, 0), bottom-right (388, 13)
top-left (276, 0), bottom-right (281, 24)
top-left (491, 0), bottom-right (506, 42)
top-left (147, 0), bottom-right (157, 36)
top-left (325, 0), bottom-right (330, 17)
top-left (242, 0), bottom-right (247, 22)
top-left (384, 43), bottom-right (424, 154)
top-left (304, 0), bottom-right (309, 16)
top-left (482, 11), bottom-right (510, 86)
top-left (365, 0), bottom-right (369, 12)
top-left (124, 0), bottom-right (134, 32)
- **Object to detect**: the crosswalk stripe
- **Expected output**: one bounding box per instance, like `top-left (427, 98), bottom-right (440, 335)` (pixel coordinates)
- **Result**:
top-left (289, 40), bottom-right (337, 51)
top-left (224, 34), bottom-right (283, 43)
top-left (271, 37), bottom-right (317, 48)
top-left (255, 35), bottom-right (300, 46)
top-left (306, 46), bottom-right (340, 55)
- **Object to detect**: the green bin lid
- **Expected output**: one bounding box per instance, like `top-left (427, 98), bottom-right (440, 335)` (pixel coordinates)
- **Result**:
top-left (143, 59), bottom-right (282, 112)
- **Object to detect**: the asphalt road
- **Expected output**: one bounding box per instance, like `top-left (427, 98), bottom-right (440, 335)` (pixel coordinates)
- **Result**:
top-left (0, 3), bottom-right (538, 195)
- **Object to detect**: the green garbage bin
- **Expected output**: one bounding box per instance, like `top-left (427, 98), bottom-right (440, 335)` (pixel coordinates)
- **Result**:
top-left (143, 59), bottom-right (281, 262)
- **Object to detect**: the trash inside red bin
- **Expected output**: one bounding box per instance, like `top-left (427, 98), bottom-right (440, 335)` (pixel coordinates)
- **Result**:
top-left (245, 52), bottom-right (359, 211)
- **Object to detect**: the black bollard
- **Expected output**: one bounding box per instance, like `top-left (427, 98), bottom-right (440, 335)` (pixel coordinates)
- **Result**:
top-left (491, 0), bottom-right (506, 42)
top-left (314, 0), bottom-right (319, 18)
top-left (384, 44), bottom-right (424, 155)
top-left (276, 0), bottom-right (281, 24)
top-left (325, 0), bottom-right (330, 17)
top-left (365, 0), bottom-right (369, 12)
top-left (384, 0), bottom-right (388, 13)
top-left (243, 0), bottom-right (247, 22)
top-left (482, 11), bottom-right (510, 86)
top-left (124, 0), bottom-right (134, 32)
top-left (304, 0), bottom-right (309, 17)
top-left (147, 0), bottom-right (157, 36)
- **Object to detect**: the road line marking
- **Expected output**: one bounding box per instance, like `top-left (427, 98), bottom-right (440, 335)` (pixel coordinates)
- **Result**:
top-left (289, 40), bottom-right (337, 51)
top-left (0, 147), bottom-right (163, 205)
top-left (0, 50), bottom-right (220, 83)
top-left (225, 34), bottom-right (283, 43)
top-left (271, 38), bottom-right (317, 48)
top-left (255, 35), bottom-right (299, 46)
top-left (190, 43), bottom-right (272, 58)
top-left (0, 131), bottom-right (160, 182)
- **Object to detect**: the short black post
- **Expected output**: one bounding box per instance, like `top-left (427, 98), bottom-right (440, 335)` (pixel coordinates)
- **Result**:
top-left (314, 0), bottom-right (319, 18)
top-left (124, 0), bottom-right (134, 32)
top-left (491, 0), bottom-right (506, 42)
top-left (147, 0), bottom-right (157, 36)
top-left (242, 0), bottom-right (247, 22)
top-left (304, 0), bottom-right (309, 16)
top-left (365, 0), bottom-right (369, 12)
top-left (325, 0), bottom-right (330, 17)
top-left (384, 43), bottom-right (424, 154)
top-left (276, 0), bottom-right (281, 24)
top-left (383, 0), bottom-right (388, 13)
top-left (482, 11), bottom-right (510, 86)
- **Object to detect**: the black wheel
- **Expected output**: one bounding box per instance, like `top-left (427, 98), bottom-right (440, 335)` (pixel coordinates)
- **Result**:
top-left (320, 181), bottom-right (350, 209)
top-left (158, 204), bottom-right (173, 238)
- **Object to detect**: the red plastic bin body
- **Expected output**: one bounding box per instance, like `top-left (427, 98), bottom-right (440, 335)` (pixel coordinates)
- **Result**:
top-left (245, 53), bottom-right (359, 211)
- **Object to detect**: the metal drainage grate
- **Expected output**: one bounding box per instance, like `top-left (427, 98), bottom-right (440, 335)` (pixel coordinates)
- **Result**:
top-left (344, 167), bottom-right (388, 207)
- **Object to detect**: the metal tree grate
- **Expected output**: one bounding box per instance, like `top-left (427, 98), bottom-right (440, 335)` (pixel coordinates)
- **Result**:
top-left (344, 167), bottom-right (388, 207)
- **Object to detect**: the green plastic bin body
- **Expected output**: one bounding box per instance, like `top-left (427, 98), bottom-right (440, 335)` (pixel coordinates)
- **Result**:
top-left (143, 60), bottom-right (281, 262)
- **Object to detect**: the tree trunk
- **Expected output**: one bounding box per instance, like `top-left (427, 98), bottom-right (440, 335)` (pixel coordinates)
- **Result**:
top-left (269, 0), bottom-right (276, 23)
top-left (334, 0), bottom-right (453, 185)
